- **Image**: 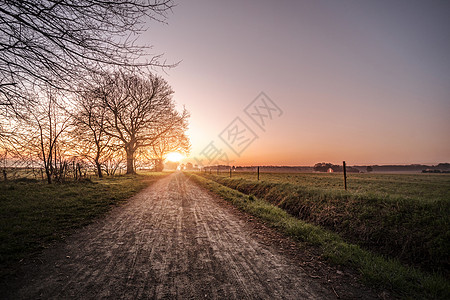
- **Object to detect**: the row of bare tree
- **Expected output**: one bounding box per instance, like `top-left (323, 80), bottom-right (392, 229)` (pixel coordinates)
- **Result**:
top-left (1, 70), bottom-right (189, 183)
top-left (0, 1), bottom-right (190, 183)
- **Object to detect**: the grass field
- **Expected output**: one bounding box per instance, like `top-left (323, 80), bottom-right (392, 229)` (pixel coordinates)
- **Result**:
top-left (189, 173), bottom-right (450, 299)
top-left (0, 172), bottom-right (168, 277)
top-left (199, 172), bottom-right (450, 277)
top-left (224, 171), bottom-right (450, 202)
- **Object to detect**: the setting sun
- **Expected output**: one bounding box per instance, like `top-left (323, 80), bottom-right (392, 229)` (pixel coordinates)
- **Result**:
top-left (166, 152), bottom-right (184, 163)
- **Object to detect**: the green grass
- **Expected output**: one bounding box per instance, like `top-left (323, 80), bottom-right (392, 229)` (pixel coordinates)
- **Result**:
top-left (200, 172), bottom-right (450, 277)
top-left (221, 171), bottom-right (450, 202)
top-left (0, 172), bottom-right (168, 276)
top-left (188, 173), bottom-right (450, 299)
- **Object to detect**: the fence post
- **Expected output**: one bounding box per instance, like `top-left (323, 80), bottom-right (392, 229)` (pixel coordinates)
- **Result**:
top-left (257, 166), bottom-right (260, 181)
top-left (230, 167), bottom-right (232, 178)
top-left (343, 161), bottom-right (347, 190)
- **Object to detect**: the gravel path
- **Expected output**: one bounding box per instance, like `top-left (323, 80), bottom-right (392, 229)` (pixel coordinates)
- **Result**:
top-left (3, 172), bottom-right (359, 299)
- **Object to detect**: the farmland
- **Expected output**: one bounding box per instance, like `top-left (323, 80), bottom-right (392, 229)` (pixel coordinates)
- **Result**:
top-left (219, 171), bottom-right (450, 202)
top-left (197, 171), bottom-right (450, 277)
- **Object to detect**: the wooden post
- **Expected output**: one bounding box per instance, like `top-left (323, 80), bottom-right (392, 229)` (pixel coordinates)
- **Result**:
top-left (257, 166), bottom-right (260, 181)
top-left (230, 167), bottom-right (232, 178)
top-left (343, 161), bottom-right (347, 190)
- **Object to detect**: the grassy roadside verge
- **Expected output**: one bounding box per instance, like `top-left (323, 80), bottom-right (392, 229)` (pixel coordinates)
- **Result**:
top-left (187, 173), bottom-right (450, 299)
top-left (199, 173), bottom-right (449, 276)
top-left (0, 172), bottom-right (168, 277)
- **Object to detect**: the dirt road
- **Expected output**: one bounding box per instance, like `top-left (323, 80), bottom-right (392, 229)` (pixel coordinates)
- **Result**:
top-left (2, 173), bottom-right (377, 299)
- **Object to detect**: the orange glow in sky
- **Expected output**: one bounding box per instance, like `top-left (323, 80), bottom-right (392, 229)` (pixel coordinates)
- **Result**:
top-left (166, 152), bottom-right (184, 163)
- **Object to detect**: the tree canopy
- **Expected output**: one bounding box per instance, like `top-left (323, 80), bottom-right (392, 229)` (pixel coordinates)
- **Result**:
top-left (82, 70), bottom-right (190, 174)
top-left (0, 0), bottom-right (173, 113)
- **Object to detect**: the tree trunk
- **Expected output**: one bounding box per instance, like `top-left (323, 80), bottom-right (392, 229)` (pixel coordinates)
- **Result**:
top-left (96, 161), bottom-right (103, 178)
top-left (77, 163), bottom-right (82, 179)
top-left (155, 158), bottom-right (164, 172)
top-left (126, 149), bottom-right (135, 174)
top-left (45, 167), bottom-right (52, 184)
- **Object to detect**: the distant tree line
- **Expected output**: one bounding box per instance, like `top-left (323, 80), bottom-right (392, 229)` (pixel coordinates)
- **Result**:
top-left (313, 162), bottom-right (360, 173)
top-left (353, 163), bottom-right (450, 173)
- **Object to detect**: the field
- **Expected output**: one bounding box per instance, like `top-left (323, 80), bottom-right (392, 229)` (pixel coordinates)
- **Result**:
top-left (223, 171), bottom-right (450, 202)
top-left (199, 171), bottom-right (450, 277)
top-left (0, 172), bottom-right (168, 277)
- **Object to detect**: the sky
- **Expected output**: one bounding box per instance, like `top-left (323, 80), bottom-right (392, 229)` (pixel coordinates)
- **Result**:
top-left (144, 0), bottom-right (450, 166)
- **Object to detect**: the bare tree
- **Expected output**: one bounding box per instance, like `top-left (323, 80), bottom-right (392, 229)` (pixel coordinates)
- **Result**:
top-left (72, 89), bottom-right (112, 178)
top-left (0, 0), bottom-right (174, 114)
top-left (102, 147), bottom-right (125, 176)
top-left (98, 70), bottom-right (189, 174)
top-left (0, 115), bottom-right (40, 177)
top-left (138, 127), bottom-right (189, 172)
top-left (25, 92), bottom-right (71, 183)
top-left (144, 114), bottom-right (190, 171)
